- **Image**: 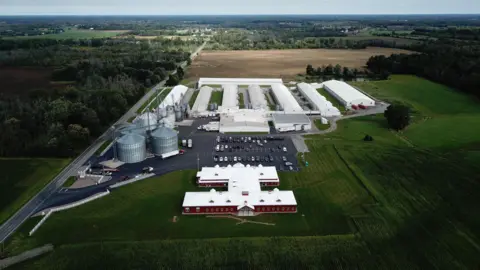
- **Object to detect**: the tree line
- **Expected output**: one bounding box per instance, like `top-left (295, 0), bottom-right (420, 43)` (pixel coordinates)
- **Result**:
top-left (366, 40), bottom-right (480, 98)
top-left (305, 63), bottom-right (390, 81)
top-left (0, 38), bottom-right (193, 157)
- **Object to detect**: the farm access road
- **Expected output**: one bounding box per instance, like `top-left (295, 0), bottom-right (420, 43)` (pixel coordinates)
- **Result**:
top-left (0, 41), bottom-right (207, 244)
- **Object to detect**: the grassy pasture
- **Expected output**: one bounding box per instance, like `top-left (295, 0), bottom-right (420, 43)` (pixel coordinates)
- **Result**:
top-left (209, 90), bottom-right (223, 105)
top-left (188, 89), bottom-right (199, 108)
top-left (0, 158), bottom-right (70, 224)
top-left (239, 92), bottom-right (245, 108)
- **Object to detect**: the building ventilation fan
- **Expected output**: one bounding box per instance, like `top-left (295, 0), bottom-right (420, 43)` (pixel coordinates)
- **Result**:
top-left (276, 198), bottom-right (281, 202)
top-left (226, 199), bottom-right (231, 203)
top-left (260, 199), bottom-right (265, 203)
top-left (209, 199), bottom-right (214, 203)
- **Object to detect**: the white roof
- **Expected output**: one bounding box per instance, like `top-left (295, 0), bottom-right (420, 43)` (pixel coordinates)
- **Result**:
top-left (191, 86), bottom-right (213, 113)
top-left (270, 84), bottom-right (303, 112)
top-left (183, 163), bottom-right (296, 207)
top-left (297, 83), bottom-right (341, 117)
top-left (199, 78), bottom-right (283, 87)
top-left (159, 85), bottom-right (188, 108)
top-left (271, 113), bottom-right (311, 125)
top-left (322, 80), bottom-right (375, 105)
top-left (133, 112), bottom-right (158, 130)
top-left (247, 85), bottom-right (268, 110)
top-left (221, 84), bottom-right (238, 109)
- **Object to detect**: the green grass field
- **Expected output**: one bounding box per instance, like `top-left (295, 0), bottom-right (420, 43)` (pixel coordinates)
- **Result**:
top-left (62, 176), bottom-right (76, 188)
top-left (136, 87), bottom-right (172, 113)
top-left (314, 119), bottom-right (330, 130)
top-left (209, 90), bottom-right (223, 105)
top-left (2, 28), bottom-right (128, 40)
top-left (0, 158), bottom-right (70, 224)
top-left (188, 90), bottom-right (199, 108)
top-left (239, 93), bottom-right (245, 109)
top-left (316, 88), bottom-right (346, 111)
top-left (6, 75), bottom-right (480, 269)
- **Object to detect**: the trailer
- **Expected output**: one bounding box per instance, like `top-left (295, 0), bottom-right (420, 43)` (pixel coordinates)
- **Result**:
top-left (161, 150), bottom-right (180, 159)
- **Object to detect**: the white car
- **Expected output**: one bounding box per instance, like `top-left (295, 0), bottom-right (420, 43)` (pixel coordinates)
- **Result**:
top-left (234, 156), bottom-right (237, 162)
top-left (283, 147), bottom-right (287, 152)
top-left (224, 156), bottom-right (228, 162)
top-left (225, 145), bottom-right (228, 149)
top-left (219, 157), bottom-right (223, 162)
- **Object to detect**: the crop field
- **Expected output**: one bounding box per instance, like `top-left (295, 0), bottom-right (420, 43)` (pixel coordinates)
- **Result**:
top-left (187, 48), bottom-right (412, 80)
top-left (0, 67), bottom-right (71, 96)
top-left (6, 75), bottom-right (480, 268)
top-left (0, 158), bottom-right (69, 224)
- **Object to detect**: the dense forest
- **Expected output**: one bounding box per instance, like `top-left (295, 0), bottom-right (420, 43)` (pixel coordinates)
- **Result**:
top-left (0, 36), bottom-right (200, 157)
top-left (366, 39), bottom-right (480, 98)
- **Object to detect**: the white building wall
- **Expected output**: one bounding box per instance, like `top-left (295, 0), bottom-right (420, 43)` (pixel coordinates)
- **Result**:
top-left (322, 80), bottom-right (375, 108)
top-left (159, 85), bottom-right (188, 108)
top-left (191, 86), bottom-right (213, 113)
top-left (221, 84), bottom-right (239, 109)
top-left (199, 78), bottom-right (283, 87)
top-left (247, 85), bottom-right (268, 110)
top-left (270, 84), bottom-right (303, 112)
top-left (297, 83), bottom-right (341, 117)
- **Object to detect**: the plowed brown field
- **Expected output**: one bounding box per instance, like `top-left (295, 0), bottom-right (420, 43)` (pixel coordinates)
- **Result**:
top-left (187, 47), bottom-right (412, 80)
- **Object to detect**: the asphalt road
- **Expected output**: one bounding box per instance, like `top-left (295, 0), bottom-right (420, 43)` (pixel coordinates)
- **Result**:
top-left (0, 41), bottom-right (207, 243)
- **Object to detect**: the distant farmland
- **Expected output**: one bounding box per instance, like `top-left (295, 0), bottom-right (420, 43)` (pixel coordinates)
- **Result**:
top-left (187, 47), bottom-right (412, 80)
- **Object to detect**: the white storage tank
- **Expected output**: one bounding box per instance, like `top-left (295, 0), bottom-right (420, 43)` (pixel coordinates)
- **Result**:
top-left (116, 133), bottom-right (146, 163)
top-left (151, 126), bottom-right (178, 156)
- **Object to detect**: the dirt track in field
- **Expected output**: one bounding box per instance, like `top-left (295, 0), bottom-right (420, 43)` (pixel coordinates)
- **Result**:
top-left (187, 47), bottom-right (412, 80)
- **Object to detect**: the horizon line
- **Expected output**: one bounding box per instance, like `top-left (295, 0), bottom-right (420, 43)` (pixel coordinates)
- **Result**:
top-left (0, 13), bottom-right (480, 16)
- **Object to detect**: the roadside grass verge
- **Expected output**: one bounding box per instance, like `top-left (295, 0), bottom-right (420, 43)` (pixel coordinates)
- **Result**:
top-left (136, 87), bottom-right (172, 114)
top-left (62, 176), bottom-right (77, 188)
top-left (0, 158), bottom-right (70, 224)
top-left (95, 140), bottom-right (112, 156)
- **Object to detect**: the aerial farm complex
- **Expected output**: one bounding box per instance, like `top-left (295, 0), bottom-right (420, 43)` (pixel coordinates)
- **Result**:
top-left (86, 77), bottom-right (377, 216)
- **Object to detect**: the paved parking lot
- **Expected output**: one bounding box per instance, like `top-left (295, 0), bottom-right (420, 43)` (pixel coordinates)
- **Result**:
top-left (208, 135), bottom-right (300, 171)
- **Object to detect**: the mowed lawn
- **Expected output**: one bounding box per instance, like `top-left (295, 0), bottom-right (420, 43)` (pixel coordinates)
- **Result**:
top-left (10, 143), bottom-right (372, 250)
top-left (209, 90), bottom-right (223, 105)
top-left (0, 158), bottom-right (70, 224)
top-left (351, 75), bottom-right (480, 150)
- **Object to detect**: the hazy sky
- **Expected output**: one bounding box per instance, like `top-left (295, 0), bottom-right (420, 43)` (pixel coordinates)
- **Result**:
top-left (1, 0), bottom-right (479, 15)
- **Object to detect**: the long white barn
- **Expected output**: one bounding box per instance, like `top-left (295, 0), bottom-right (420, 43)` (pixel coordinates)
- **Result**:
top-left (221, 84), bottom-right (239, 109)
top-left (199, 78), bottom-right (283, 87)
top-left (322, 80), bottom-right (375, 108)
top-left (159, 85), bottom-right (188, 108)
top-left (191, 86), bottom-right (213, 113)
top-left (248, 85), bottom-right (268, 110)
top-left (297, 83), bottom-right (341, 117)
top-left (270, 84), bottom-right (303, 112)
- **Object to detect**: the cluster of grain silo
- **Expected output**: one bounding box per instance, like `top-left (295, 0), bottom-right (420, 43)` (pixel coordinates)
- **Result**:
top-left (115, 110), bottom-right (179, 163)
top-left (150, 126), bottom-right (178, 156)
top-left (116, 133), bottom-right (147, 163)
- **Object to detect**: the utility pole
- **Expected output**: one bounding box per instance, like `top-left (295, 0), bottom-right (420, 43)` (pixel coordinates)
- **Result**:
top-left (197, 153), bottom-right (200, 171)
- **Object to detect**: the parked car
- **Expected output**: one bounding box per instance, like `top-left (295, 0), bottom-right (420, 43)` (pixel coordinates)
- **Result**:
top-left (283, 147), bottom-right (287, 152)
top-left (289, 166), bottom-right (294, 171)
top-left (282, 156), bottom-right (287, 161)
top-left (219, 157), bottom-right (223, 162)
top-left (285, 162), bottom-right (293, 166)
top-left (234, 156), bottom-right (237, 162)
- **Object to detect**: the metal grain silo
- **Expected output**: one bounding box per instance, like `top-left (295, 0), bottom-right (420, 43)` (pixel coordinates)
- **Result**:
top-left (151, 126), bottom-right (178, 156)
top-left (174, 106), bottom-right (183, 121)
top-left (116, 133), bottom-right (146, 163)
top-left (120, 124), bottom-right (146, 137)
top-left (134, 112), bottom-right (158, 131)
